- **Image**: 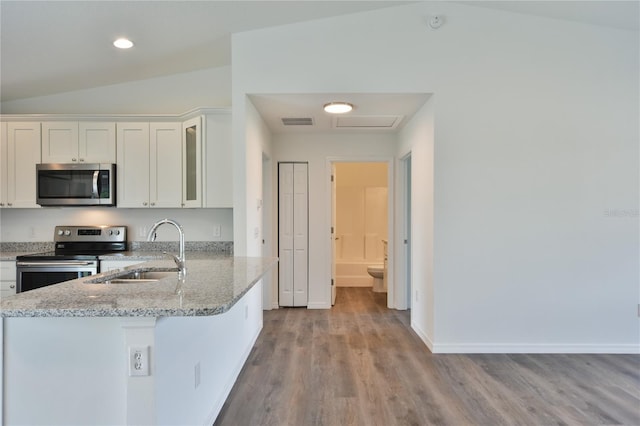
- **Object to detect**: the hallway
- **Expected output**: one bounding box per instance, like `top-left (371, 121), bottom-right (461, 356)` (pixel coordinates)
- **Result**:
top-left (215, 288), bottom-right (640, 425)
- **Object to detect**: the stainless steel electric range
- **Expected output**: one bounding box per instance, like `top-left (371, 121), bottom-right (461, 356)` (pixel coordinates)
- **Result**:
top-left (16, 225), bottom-right (127, 293)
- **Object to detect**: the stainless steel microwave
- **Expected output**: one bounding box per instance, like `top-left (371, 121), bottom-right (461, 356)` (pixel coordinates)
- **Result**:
top-left (36, 163), bottom-right (116, 206)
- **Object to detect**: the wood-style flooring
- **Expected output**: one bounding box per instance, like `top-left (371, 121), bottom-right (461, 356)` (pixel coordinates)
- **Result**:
top-left (214, 287), bottom-right (640, 426)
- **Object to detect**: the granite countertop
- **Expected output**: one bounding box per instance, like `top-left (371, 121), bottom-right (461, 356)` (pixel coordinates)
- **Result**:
top-left (0, 240), bottom-right (233, 261)
top-left (0, 254), bottom-right (277, 318)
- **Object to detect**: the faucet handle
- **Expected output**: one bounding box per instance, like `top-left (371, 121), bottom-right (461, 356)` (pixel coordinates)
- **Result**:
top-left (162, 251), bottom-right (180, 265)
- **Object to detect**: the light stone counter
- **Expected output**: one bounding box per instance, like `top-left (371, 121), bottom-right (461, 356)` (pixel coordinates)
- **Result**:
top-left (0, 254), bottom-right (277, 318)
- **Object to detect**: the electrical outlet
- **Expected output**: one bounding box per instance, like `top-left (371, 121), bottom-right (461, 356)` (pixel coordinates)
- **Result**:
top-left (129, 346), bottom-right (150, 376)
top-left (213, 224), bottom-right (221, 238)
top-left (138, 226), bottom-right (147, 238)
top-left (194, 362), bottom-right (201, 389)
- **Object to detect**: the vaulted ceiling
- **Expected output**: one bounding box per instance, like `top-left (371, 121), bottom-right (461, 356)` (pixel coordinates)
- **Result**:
top-left (1, 1), bottom-right (637, 103)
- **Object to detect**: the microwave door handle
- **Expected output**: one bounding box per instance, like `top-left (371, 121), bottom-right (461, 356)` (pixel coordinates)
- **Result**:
top-left (92, 170), bottom-right (100, 198)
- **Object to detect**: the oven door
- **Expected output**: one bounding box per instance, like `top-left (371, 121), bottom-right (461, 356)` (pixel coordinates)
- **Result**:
top-left (16, 260), bottom-right (98, 293)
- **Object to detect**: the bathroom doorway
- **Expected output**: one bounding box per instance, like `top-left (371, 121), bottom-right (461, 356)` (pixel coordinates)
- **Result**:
top-left (330, 161), bottom-right (390, 308)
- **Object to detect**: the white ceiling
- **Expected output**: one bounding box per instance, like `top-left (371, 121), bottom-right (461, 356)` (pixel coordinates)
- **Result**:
top-left (1, 1), bottom-right (637, 133)
top-left (0, 1), bottom-right (413, 102)
top-left (249, 93), bottom-right (432, 134)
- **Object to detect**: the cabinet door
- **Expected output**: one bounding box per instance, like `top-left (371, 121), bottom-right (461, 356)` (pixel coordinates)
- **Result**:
top-left (41, 122), bottom-right (79, 163)
top-left (117, 123), bottom-right (150, 208)
top-left (182, 117), bottom-right (202, 208)
top-left (204, 113), bottom-right (232, 208)
top-left (0, 260), bottom-right (17, 298)
top-left (0, 122), bottom-right (7, 207)
top-left (79, 122), bottom-right (116, 163)
top-left (150, 123), bottom-right (182, 208)
top-left (7, 122), bottom-right (41, 208)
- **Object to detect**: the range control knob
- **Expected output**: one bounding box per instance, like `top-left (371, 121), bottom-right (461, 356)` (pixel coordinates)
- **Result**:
top-left (64, 229), bottom-right (71, 236)
top-left (109, 229), bottom-right (120, 236)
top-left (57, 229), bottom-right (64, 236)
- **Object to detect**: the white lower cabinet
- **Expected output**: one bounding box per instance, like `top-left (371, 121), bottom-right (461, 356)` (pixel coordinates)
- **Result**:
top-left (1, 261), bottom-right (17, 298)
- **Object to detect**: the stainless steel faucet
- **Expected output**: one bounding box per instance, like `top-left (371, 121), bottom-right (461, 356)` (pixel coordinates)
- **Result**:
top-left (147, 218), bottom-right (186, 279)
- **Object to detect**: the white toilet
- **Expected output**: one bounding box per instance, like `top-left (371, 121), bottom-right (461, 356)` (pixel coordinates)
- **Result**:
top-left (367, 265), bottom-right (385, 292)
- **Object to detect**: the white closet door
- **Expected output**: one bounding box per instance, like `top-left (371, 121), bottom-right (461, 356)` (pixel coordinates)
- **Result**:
top-left (292, 163), bottom-right (308, 306)
top-left (278, 163), bottom-right (294, 306)
top-left (278, 162), bottom-right (308, 307)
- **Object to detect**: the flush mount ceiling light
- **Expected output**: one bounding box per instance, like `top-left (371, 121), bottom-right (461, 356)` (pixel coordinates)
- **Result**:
top-left (113, 38), bottom-right (134, 49)
top-left (323, 102), bottom-right (353, 114)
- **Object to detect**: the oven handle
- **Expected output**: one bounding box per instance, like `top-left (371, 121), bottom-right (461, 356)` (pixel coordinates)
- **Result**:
top-left (16, 261), bottom-right (97, 267)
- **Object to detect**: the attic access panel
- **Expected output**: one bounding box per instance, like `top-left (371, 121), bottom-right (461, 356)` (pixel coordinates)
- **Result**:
top-left (333, 115), bottom-right (403, 129)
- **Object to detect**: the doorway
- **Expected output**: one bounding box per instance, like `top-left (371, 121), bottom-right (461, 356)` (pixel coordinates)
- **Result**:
top-left (402, 154), bottom-right (412, 310)
top-left (330, 161), bottom-right (391, 308)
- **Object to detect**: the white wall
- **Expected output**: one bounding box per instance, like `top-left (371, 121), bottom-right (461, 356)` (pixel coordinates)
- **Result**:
top-left (0, 66), bottom-right (231, 114)
top-left (397, 96), bottom-right (435, 348)
top-left (0, 208), bottom-right (233, 242)
top-left (233, 2), bottom-right (639, 352)
top-left (155, 282), bottom-right (263, 425)
top-left (272, 133), bottom-right (396, 308)
top-left (4, 317), bottom-right (126, 425)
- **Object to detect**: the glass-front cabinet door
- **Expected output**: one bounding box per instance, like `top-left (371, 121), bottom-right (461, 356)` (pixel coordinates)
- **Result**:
top-left (182, 116), bottom-right (202, 207)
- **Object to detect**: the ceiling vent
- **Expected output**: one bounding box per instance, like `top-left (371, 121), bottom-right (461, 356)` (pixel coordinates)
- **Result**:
top-left (333, 115), bottom-right (403, 129)
top-left (281, 117), bottom-right (314, 126)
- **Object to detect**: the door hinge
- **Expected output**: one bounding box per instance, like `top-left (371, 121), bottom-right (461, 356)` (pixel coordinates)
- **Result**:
top-left (331, 226), bottom-right (334, 234)
top-left (331, 175), bottom-right (334, 182)
top-left (331, 278), bottom-right (334, 287)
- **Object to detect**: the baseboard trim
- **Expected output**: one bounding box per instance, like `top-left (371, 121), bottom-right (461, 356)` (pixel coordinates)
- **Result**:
top-left (411, 321), bottom-right (434, 352)
top-left (431, 343), bottom-right (640, 354)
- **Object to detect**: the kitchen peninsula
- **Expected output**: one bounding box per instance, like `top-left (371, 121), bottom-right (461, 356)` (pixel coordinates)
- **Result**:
top-left (1, 254), bottom-right (277, 425)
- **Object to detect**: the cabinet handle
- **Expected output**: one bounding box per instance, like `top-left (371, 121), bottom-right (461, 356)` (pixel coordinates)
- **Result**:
top-left (143, 202), bottom-right (148, 206)
top-left (79, 158), bottom-right (85, 162)
top-left (150, 202), bottom-right (155, 206)
top-left (0, 203), bottom-right (4, 206)
top-left (72, 158), bottom-right (77, 162)
top-left (7, 203), bottom-right (12, 207)
top-left (9, 285), bottom-right (15, 289)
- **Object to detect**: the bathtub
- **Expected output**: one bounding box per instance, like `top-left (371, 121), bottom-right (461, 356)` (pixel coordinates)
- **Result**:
top-left (335, 260), bottom-right (382, 287)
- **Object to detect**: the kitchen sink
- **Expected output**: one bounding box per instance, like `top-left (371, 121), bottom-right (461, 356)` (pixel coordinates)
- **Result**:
top-left (88, 269), bottom-right (179, 284)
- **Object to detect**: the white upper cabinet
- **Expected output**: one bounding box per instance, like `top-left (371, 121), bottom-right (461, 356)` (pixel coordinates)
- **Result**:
top-left (182, 116), bottom-right (202, 208)
top-left (116, 123), bottom-right (150, 208)
top-left (203, 113), bottom-right (232, 208)
top-left (116, 122), bottom-right (182, 208)
top-left (150, 122), bottom-right (182, 208)
top-left (42, 121), bottom-right (115, 163)
top-left (79, 122), bottom-right (116, 163)
top-left (4, 122), bottom-right (41, 208)
top-left (0, 122), bottom-right (7, 208)
top-left (2, 108), bottom-right (231, 209)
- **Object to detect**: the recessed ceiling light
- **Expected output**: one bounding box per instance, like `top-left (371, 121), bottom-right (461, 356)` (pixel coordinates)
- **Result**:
top-left (323, 102), bottom-right (353, 114)
top-left (113, 38), bottom-right (134, 49)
